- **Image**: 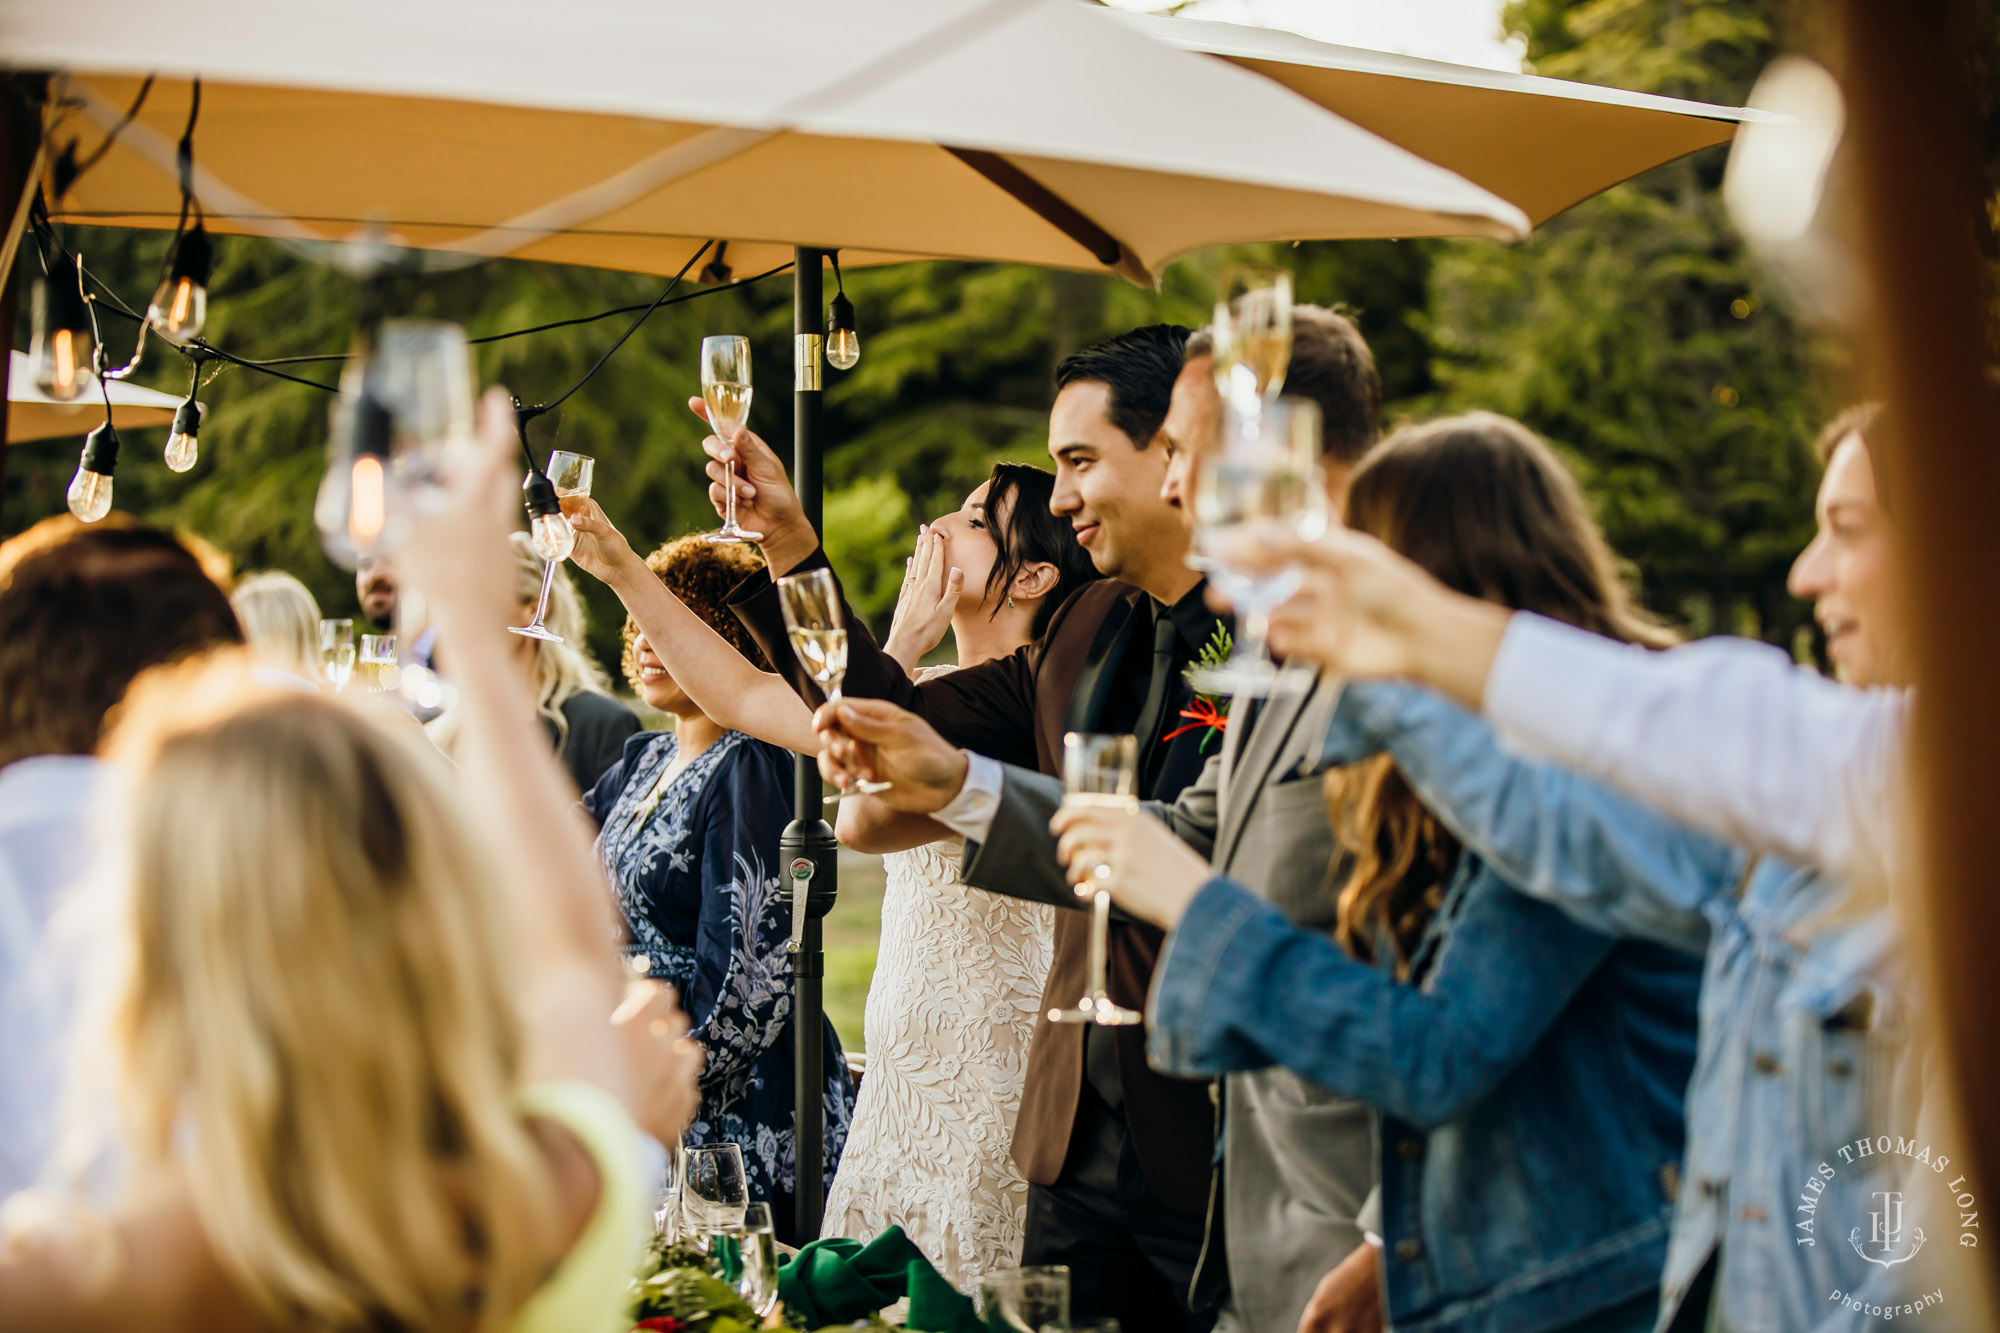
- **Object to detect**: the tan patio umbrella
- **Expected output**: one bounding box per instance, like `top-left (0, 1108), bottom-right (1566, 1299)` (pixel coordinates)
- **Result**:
top-left (4, 349), bottom-right (186, 442)
top-left (7, 0), bottom-right (1532, 285)
top-left (1115, 11), bottom-right (1768, 228)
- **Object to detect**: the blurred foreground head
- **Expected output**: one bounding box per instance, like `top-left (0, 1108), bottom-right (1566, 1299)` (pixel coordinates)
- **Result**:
top-left (0, 522), bottom-right (243, 768)
top-left (96, 659), bottom-right (553, 1328)
top-left (1788, 406), bottom-right (1906, 688)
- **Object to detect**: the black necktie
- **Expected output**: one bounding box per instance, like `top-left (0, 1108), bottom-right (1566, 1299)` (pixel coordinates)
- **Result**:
top-left (1133, 606), bottom-right (1181, 778)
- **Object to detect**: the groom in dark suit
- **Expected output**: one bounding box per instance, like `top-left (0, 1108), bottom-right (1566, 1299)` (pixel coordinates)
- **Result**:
top-left (706, 325), bottom-right (1228, 1331)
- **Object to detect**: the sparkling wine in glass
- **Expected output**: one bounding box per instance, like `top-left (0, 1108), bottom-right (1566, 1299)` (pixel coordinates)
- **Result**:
top-left (357, 633), bottom-right (400, 693)
top-left (511, 450), bottom-right (595, 644)
top-left (1189, 398), bottom-right (1326, 699)
top-left (1212, 266), bottom-right (1294, 412)
top-left (318, 618), bottom-right (355, 691)
top-left (681, 1143), bottom-right (750, 1252)
top-left (777, 568), bottom-right (891, 803)
top-left (701, 335), bottom-right (762, 543)
top-left (1048, 734), bottom-right (1142, 1028)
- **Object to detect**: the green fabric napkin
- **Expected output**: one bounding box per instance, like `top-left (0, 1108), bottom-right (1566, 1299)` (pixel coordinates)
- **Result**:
top-left (777, 1226), bottom-right (983, 1333)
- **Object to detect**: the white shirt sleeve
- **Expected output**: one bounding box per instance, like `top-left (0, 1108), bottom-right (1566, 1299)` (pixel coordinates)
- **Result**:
top-left (932, 749), bottom-right (1006, 844)
top-left (1483, 613), bottom-right (1908, 886)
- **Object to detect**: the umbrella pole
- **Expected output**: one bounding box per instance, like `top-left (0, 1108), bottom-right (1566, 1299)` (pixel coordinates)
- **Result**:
top-left (781, 246), bottom-right (837, 1242)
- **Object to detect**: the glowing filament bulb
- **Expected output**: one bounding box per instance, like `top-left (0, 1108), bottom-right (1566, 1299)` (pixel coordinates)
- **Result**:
top-left (530, 511), bottom-right (575, 563)
top-left (66, 467), bottom-right (113, 522)
top-left (148, 226), bottom-right (213, 343)
top-left (163, 399), bottom-right (201, 473)
top-left (349, 455), bottom-right (387, 546)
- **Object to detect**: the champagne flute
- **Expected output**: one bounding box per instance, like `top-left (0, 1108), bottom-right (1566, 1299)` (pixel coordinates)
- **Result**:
top-left (1211, 266), bottom-right (1293, 412)
top-left (357, 633), bottom-right (400, 694)
top-left (681, 1143), bottom-right (750, 1252)
top-left (511, 450), bottom-right (595, 644)
top-left (700, 335), bottom-right (762, 543)
top-left (317, 618), bottom-right (355, 690)
top-left (713, 1202), bottom-right (781, 1318)
top-left (976, 1265), bottom-right (1072, 1333)
top-left (1188, 398), bottom-right (1324, 698)
top-left (776, 568), bottom-right (892, 803)
top-left (1047, 735), bottom-right (1142, 1027)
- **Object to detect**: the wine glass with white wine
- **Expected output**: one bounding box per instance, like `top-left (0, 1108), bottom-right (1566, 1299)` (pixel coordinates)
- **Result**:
top-left (318, 618), bottom-right (355, 691)
top-left (510, 450), bottom-right (595, 644)
top-left (1047, 733), bottom-right (1143, 1027)
top-left (700, 335), bottom-right (762, 543)
top-left (1211, 266), bottom-right (1293, 413)
top-left (777, 568), bottom-right (892, 803)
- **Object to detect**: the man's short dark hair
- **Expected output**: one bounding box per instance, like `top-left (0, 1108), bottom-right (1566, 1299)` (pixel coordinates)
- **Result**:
top-left (1054, 324), bottom-right (1192, 450)
top-left (1187, 305), bottom-right (1381, 464)
top-left (0, 525), bottom-right (243, 767)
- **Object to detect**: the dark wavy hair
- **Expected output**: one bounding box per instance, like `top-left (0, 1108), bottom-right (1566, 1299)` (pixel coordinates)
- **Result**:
top-left (1054, 324), bottom-right (1192, 450)
top-left (981, 461), bottom-right (1102, 635)
top-left (1326, 413), bottom-right (1675, 975)
top-left (0, 524), bottom-right (244, 766)
top-left (621, 534), bottom-right (773, 691)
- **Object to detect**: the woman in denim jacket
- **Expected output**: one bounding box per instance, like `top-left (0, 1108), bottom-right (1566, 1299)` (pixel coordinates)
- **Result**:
top-left (1298, 680), bottom-right (1919, 1333)
top-left (1056, 415), bottom-right (1704, 1333)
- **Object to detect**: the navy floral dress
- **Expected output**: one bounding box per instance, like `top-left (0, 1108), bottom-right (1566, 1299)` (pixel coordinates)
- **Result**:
top-left (583, 728), bottom-right (854, 1242)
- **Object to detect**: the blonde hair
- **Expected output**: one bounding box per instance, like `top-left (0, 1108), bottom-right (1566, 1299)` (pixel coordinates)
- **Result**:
top-left (428, 533), bottom-right (614, 759)
top-left (98, 655), bottom-right (556, 1329)
top-left (230, 571), bottom-right (322, 679)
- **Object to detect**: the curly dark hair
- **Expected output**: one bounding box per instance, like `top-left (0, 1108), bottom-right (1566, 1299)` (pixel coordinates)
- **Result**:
top-left (0, 524), bottom-right (244, 767)
top-left (621, 534), bottom-right (772, 691)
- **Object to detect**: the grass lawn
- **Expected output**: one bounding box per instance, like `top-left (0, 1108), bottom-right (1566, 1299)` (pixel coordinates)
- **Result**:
top-left (822, 849), bottom-right (885, 1053)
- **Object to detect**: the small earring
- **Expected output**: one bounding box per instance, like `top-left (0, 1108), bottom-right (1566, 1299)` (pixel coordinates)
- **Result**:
top-left (1007, 596), bottom-right (1015, 609)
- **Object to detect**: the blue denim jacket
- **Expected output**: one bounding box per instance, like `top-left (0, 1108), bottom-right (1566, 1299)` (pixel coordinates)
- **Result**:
top-left (1151, 761), bottom-right (1703, 1330)
top-left (1317, 683), bottom-right (1923, 1332)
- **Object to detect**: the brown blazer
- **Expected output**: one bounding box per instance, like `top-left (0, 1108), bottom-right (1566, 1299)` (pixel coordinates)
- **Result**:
top-left (730, 551), bottom-right (1216, 1215)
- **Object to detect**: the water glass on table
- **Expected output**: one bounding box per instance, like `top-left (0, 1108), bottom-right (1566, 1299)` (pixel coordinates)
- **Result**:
top-left (976, 1265), bottom-right (1071, 1333)
top-left (681, 1142), bottom-right (749, 1253)
top-left (710, 1201), bottom-right (781, 1319)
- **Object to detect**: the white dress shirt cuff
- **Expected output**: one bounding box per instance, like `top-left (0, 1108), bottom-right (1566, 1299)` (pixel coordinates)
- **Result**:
top-left (933, 750), bottom-right (1005, 844)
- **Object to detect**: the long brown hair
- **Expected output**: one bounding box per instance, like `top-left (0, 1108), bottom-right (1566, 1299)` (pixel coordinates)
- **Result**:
top-left (1327, 412), bottom-right (1676, 975)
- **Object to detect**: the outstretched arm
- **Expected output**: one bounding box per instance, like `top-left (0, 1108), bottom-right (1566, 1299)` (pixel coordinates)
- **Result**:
top-left (564, 496), bottom-right (820, 756)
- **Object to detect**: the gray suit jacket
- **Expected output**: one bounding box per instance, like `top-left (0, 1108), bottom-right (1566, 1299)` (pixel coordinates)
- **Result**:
top-left (961, 673), bottom-right (1372, 1333)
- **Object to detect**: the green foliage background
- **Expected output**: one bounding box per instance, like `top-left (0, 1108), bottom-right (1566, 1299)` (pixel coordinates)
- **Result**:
top-left (5, 0), bottom-right (1859, 674)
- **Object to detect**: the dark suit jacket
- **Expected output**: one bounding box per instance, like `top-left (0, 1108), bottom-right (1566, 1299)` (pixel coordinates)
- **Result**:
top-left (731, 548), bottom-right (1216, 1215)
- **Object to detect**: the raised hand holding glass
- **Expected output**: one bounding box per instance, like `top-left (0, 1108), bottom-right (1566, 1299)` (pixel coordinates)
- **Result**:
top-left (777, 568), bottom-right (892, 802)
top-left (511, 450), bottom-right (595, 644)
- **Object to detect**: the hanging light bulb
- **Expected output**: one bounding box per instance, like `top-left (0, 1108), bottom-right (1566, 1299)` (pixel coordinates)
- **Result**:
top-left (147, 223), bottom-right (213, 344)
top-left (163, 397), bottom-right (202, 473)
top-left (826, 290), bottom-right (860, 370)
top-left (29, 276), bottom-right (95, 402)
top-left (523, 469), bottom-right (575, 562)
top-left (315, 386), bottom-right (395, 568)
top-left (67, 421), bottom-right (119, 522)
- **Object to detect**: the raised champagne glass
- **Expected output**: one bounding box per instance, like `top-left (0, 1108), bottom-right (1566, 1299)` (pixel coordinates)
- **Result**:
top-left (1048, 733), bottom-right (1142, 1027)
top-left (511, 450), bottom-right (595, 644)
top-left (701, 335), bottom-right (762, 543)
top-left (777, 568), bottom-right (893, 803)
top-left (317, 618), bottom-right (355, 691)
top-left (357, 633), bottom-right (400, 694)
top-left (1188, 398), bottom-right (1326, 698)
top-left (1211, 265), bottom-right (1293, 413)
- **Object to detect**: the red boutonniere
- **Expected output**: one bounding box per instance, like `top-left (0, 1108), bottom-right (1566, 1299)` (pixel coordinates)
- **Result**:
top-left (1164, 625), bottom-right (1233, 752)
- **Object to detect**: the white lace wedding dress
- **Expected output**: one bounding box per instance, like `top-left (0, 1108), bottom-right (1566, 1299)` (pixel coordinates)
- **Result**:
top-left (820, 667), bottom-right (1057, 1290)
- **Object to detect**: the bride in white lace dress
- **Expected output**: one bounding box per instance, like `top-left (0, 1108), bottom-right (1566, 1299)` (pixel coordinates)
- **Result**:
top-left (564, 460), bottom-right (1098, 1289)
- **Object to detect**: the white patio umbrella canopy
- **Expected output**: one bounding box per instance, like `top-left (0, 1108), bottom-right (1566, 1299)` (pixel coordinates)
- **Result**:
top-left (5, 349), bottom-right (187, 442)
top-left (3, 0), bottom-right (1529, 283)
